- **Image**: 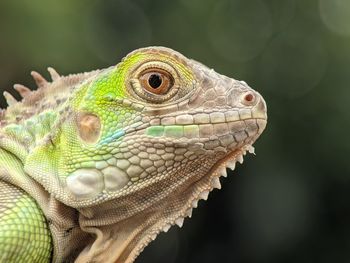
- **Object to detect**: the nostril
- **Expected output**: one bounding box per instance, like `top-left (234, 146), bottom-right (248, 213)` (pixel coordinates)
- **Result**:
top-left (242, 92), bottom-right (256, 106)
top-left (244, 93), bottom-right (254, 102)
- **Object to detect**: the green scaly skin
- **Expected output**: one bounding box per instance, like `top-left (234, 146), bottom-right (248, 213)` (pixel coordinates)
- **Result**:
top-left (0, 149), bottom-right (52, 262)
top-left (0, 47), bottom-right (267, 262)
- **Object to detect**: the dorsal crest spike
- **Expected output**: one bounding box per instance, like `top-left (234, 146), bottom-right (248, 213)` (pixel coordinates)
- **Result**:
top-left (1, 68), bottom-right (101, 125)
top-left (31, 71), bottom-right (48, 88)
top-left (47, 67), bottom-right (60, 81)
top-left (3, 91), bottom-right (18, 106)
top-left (13, 84), bottom-right (31, 98)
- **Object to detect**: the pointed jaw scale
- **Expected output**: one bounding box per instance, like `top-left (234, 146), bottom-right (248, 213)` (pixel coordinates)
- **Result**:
top-left (155, 142), bottom-right (258, 238)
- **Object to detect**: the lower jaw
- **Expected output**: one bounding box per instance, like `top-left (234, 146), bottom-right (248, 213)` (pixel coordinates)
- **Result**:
top-left (125, 138), bottom-right (258, 262)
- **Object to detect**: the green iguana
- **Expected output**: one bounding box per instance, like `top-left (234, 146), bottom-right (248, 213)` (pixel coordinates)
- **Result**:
top-left (0, 47), bottom-right (267, 263)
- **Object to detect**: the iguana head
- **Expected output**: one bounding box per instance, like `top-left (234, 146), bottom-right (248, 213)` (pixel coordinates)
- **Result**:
top-left (22, 46), bottom-right (266, 206)
top-left (2, 46), bottom-right (267, 261)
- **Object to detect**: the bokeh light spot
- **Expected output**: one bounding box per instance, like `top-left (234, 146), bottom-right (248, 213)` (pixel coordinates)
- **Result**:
top-left (319, 0), bottom-right (350, 36)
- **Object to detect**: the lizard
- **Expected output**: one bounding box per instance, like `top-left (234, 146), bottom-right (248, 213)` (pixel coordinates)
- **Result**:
top-left (0, 46), bottom-right (267, 263)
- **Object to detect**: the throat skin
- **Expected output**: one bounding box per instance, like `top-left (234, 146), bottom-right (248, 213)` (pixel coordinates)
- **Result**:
top-left (75, 154), bottom-right (223, 263)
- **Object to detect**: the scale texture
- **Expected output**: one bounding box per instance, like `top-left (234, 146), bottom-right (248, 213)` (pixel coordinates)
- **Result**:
top-left (0, 46), bottom-right (267, 262)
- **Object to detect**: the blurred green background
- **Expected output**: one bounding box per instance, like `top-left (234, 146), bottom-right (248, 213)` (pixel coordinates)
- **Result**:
top-left (1, 0), bottom-right (349, 262)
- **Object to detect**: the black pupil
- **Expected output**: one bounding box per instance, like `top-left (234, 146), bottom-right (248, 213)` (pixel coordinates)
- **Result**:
top-left (148, 74), bottom-right (162, 89)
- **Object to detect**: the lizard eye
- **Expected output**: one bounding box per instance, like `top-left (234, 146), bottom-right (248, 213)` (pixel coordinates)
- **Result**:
top-left (129, 61), bottom-right (182, 103)
top-left (139, 69), bottom-right (173, 95)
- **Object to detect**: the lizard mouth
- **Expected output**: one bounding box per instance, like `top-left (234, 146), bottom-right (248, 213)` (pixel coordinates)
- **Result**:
top-left (124, 108), bottom-right (266, 149)
top-left (122, 93), bottom-right (268, 150)
top-left (130, 108), bottom-right (267, 161)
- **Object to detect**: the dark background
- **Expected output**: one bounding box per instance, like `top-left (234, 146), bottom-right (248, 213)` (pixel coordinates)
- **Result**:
top-left (1, 0), bottom-right (349, 262)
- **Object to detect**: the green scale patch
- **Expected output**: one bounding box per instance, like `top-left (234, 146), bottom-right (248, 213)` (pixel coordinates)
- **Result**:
top-left (146, 125), bottom-right (201, 139)
top-left (0, 181), bottom-right (52, 263)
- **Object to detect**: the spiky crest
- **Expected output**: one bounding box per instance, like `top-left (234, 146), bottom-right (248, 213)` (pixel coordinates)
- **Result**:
top-left (0, 68), bottom-right (101, 127)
